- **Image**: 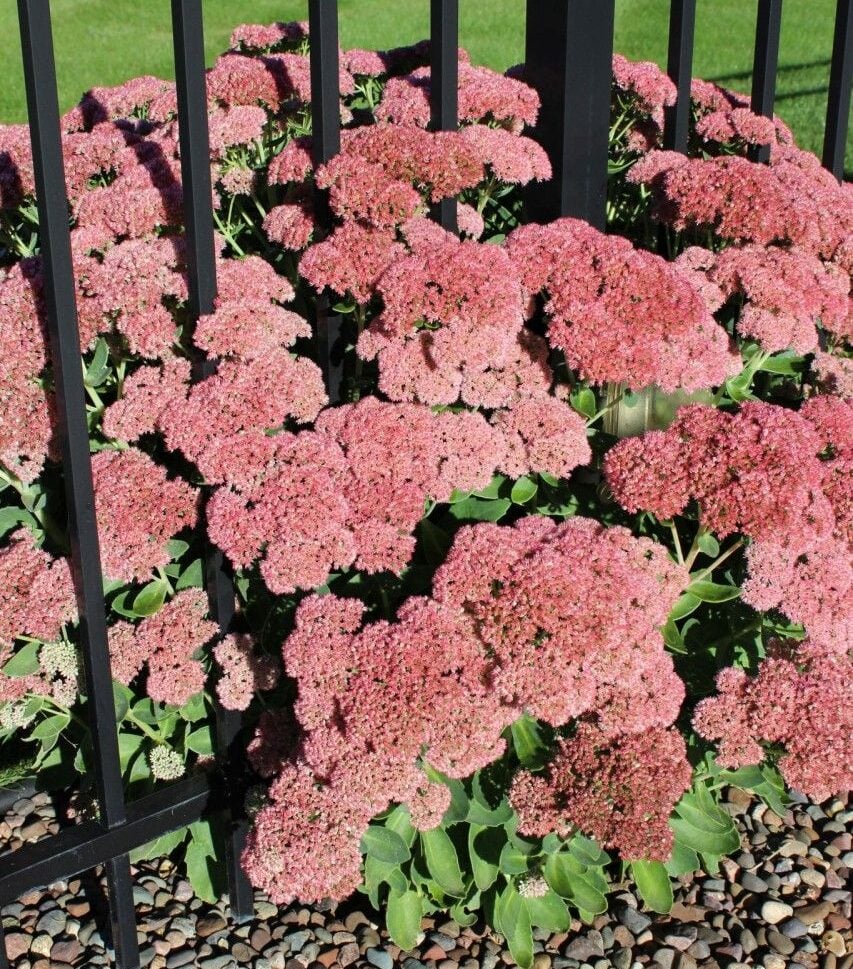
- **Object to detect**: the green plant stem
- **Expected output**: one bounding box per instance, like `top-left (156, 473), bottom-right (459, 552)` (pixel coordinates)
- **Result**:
top-left (586, 389), bottom-right (625, 427)
top-left (668, 521), bottom-right (685, 565)
top-left (683, 524), bottom-right (711, 572)
top-left (691, 538), bottom-right (745, 582)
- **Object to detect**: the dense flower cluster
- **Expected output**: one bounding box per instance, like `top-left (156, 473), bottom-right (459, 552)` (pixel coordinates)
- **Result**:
top-left (0, 530), bottom-right (76, 703)
top-left (605, 402), bottom-right (836, 548)
top-left (214, 633), bottom-right (280, 711)
top-left (507, 219), bottom-right (739, 391)
top-left (91, 448), bottom-right (198, 583)
top-left (108, 589), bottom-right (217, 706)
top-left (694, 640), bottom-right (852, 800)
top-left (510, 724), bottom-right (691, 861)
top-left (629, 147), bottom-right (853, 262)
top-left (244, 517), bottom-right (690, 902)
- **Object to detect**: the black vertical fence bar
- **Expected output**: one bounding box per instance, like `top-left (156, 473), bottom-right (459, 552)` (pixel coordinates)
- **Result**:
top-left (309, 0), bottom-right (344, 402)
top-left (523, 0), bottom-right (616, 228)
top-left (0, 922), bottom-right (9, 969)
top-left (823, 0), bottom-right (852, 179)
top-left (16, 2), bottom-right (140, 967)
top-left (749, 0), bottom-right (784, 162)
top-left (430, 0), bottom-right (459, 232)
top-left (170, 0), bottom-right (254, 922)
top-left (663, 0), bottom-right (697, 152)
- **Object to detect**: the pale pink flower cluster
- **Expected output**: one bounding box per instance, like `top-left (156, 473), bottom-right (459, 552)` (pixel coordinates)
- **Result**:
top-left (612, 53), bottom-right (676, 130)
top-left (91, 448), bottom-right (198, 583)
top-left (316, 398), bottom-right (505, 573)
top-left (700, 244), bottom-right (851, 353)
top-left (694, 640), bottom-right (852, 801)
top-left (507, 218), bottom-right (739, 391)
top-left (0, 261), bottom-right (55, 481)
top-left (510, 723), bottom-right (691, 862)
top-left (108, 589), bottom-right (217, 706)
top-left (377, 62), bottom-right (540, 132)
top-left (206, 105), bottom-right (267, 159)
top-left (741, 396), bottom-right (852, 652)
top-left (630, 148), bottom-right (853, 263)
top-left (244, 517), bottom-right (689, 901)
top-left (229, 21), bottom-right (308, 53)
top-left (0, 529), bottom-right (76, 704)
top-left (207, 52), bottom-right (354, 111)
top-left (457, 125), bottom-right (551, 186)
top-left (206, 398), bottom-right (519, 588)
top-left (358, 234), bottom-right (553, 406)
top-left (690, 80), bottom-right (791, 150)
top-left (605, 401), bottom-right (836, 548)
top-left (813, 351), bottom-right (853, 398)
top-left (262, 200), bottom-right (315, 251)
top-left (214, 633), bottom-right (280, 711)
top-left (490, 396), bottom-right (591, 479)
top-left (77, 237), bottom-right (188, 358)
top-left (299, 223), bottom-right (404, 305)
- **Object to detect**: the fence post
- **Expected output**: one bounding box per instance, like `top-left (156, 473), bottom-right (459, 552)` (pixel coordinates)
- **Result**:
top-left (308, 0), bottom-right (343, 403)
top-left (823, 0), bottom-right (852, 179)
top-left (663, 0), bottom-right (697, 152)
top-left (170, 0), bottom-right (254, 923)
top-left (430, 0), bottom-right (459, 232)
top-left (749, 0), bottom-right (784, 162)
top-left (523, 0), bottom-right (616, 228)
top-left (16, 2), bottom-right (141, 966)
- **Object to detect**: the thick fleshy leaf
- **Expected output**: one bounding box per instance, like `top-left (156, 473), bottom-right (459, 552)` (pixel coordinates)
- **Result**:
top-left (631, 860), bottom-right (674, 914)
top-left (360, 825), bottom-right (411, 865)
top-left (386, 888), bottom-right (423, 951)
top-left (421, 827), bottom-right (465, 897)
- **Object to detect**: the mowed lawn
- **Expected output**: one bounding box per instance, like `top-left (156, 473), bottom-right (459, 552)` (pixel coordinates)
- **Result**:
top-left (0, 0), bottom-right (848, 165)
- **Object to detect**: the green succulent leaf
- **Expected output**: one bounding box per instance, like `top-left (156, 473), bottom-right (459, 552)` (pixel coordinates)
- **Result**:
top-left (686, 581), bottom-right (740, 603)
top-left (420, 827), bottom-right (465, 897)
top-left (386, 888), bottom-right (423, 951)
top-left (360, 825), bottom-right (411, 865)
top-left (631, 860), bottom-right (674, 914)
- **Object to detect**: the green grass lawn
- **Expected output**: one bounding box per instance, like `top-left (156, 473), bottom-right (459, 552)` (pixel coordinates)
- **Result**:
top-left (0, 0), bottom-right (848, 166)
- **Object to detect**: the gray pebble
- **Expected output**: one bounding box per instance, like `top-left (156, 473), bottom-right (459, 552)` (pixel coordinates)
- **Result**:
top-left (284, 929), bottom-right (311, 952)
top-left (428, 931), bottom-right (456, 952)
top-left (366, 947), bottom-right (394, 969)
top-left (616, 906), bottom-right (651, 935)
top-left (199, 957), bottom-right (238, 969)
top-left (741, 872), bottom-right (768, 893)
top-left (780, 917), bottom-right (808, 938)
top-left (761, 900), bottom-right (793, 924)
top-left (132, 886), bottom-right (155, 907)
top-left (165, 950), bottom-right (196, 969)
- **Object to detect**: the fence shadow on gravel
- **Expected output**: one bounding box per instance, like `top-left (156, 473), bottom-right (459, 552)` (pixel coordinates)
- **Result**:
top-left (0, 1), bottom-right (849, 967)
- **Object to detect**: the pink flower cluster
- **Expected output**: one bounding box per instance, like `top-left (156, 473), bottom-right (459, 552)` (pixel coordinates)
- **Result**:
top-left (507, 219), bottom-right (739, 391)
top-left (91, 448), bottom-right (198, 583)
top-left (206, 395), bottom-right (580, 590)
top-left (108, 589), bottom-right (217, 706)
top-left (243, 517), bottom-right (690, 902)
top-left (510, 723), bottom-right (691, 861)
top-left (0, 529), bottom-right (76, 704)
top-left (605, 401), bottom-right (837, 548)
top-left (0, 261), bottom-right (55, 482)
top-left (741, 396), bottom-right (852, 652)
top-left (377, 62), bottom-right (540, 132)
top-left (690, 80), bottom-right (791, 151)
top-left (342, 224), bottom-right (571, 411)
top-left (686, 243), bottom-right (850, 354)
top-left (630, 147), bottom-right (853, 263)
top-left (612, 53), bottom-right (676, 138)
top-left (214, 633), bottom-right (280, 711)
top-left (694, 639), bottom-right (852, 801)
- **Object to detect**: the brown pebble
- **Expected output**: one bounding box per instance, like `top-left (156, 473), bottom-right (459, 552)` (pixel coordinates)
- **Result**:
top-left (3, 933), bottom-right (30, 960)
top-left (317, 949), bottom-right (340, 968)
top-left (338, 942), bottom-right (360, 967)
top-left (344, 911), bottom-right (369, 933)
top-left (823, 931), bottom-right (847, 957)
top-left (423, 944), bottom-right (450, 961)
top-left (196, 915), bottom-right (227, 937)
top-left (798, 902), bottom-right (834, 925)
top-left (50, 936), bottom-right (81, 964)
top-left (669, 903), bottom-right (707, 923)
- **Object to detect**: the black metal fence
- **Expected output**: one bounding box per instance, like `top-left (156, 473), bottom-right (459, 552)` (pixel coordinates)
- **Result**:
top-left (0, 1), bottom-right (849, 968)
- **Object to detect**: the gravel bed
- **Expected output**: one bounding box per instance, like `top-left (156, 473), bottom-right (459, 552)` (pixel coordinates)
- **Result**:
top-left (0, 787), bottom-right (850, 969)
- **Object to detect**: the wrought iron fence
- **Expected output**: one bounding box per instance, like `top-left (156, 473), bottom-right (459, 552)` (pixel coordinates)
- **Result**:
top-left (0, 1), bottom-right (849, 967)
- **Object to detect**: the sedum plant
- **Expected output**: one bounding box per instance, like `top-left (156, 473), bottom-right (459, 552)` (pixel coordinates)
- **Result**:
top-left (0, 18), bottom-right (849, 961)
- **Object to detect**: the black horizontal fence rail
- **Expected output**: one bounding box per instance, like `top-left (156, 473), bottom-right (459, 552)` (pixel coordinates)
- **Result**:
top-left (1, 0), bottom-right (851, 967)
